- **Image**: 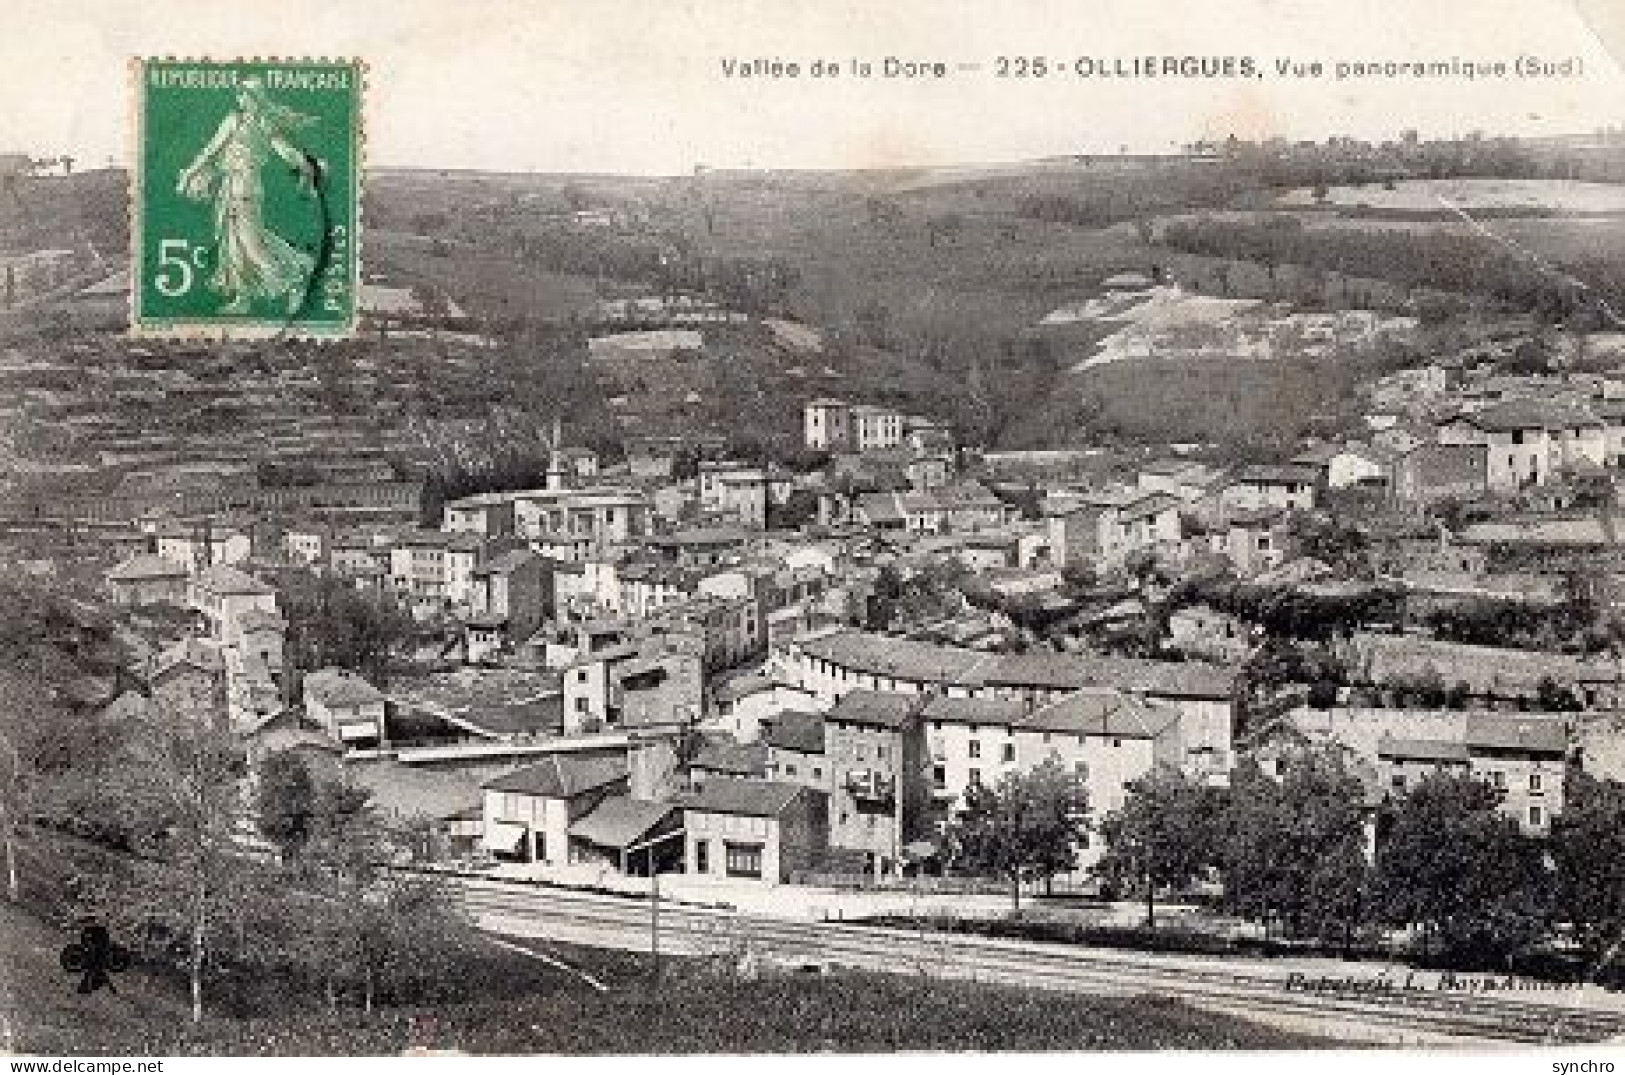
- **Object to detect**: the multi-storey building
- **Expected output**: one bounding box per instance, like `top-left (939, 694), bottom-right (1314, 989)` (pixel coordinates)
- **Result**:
top-left (804, 398), bottom-right (853, 451)
top-left (1435, 399), bottom-right (1607, 492)
top-left (822, 690), bottom-right (932, 878)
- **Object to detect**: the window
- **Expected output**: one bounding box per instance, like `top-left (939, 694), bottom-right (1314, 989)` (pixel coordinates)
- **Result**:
top-left (1002, 743), bottom-right (1016, 763)
top-left (724, 842), bottom-right (763, 878)
top-left (969, 740), bottom-right (982, 759)
top-left (695, 840), bottom-right (710, 874)
top-left (574, 698), bottom-right (589, 713)
top-left (1391, 774), bottom-right (1406, 790)
top-left (785, 764), bottom-right (797, 777)
top-left (968, 768), bottom-right (981, 786)
top-left (1111, 738), bottom-right (1123, 749)
top-left (932, 765), bottom-right (946, 787)
top-left (1491, 771), bottom-right (1506, 788)
top-left (812, 767), bottom-right (823, 780)
top-left (1529, 773), bottom-right (1543, 794)
top-left (878, 744), bottom-right (888, 761)
top-left (1529, 805), bottom-right (1544, 827)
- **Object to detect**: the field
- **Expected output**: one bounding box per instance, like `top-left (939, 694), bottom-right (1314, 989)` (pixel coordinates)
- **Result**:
top-left (1277, 177), bottom-right (1625, 214)
top-left (13, 161), bottom-right (1625, 452)
top-left (0, 901), bottom-right (1324, 1054)
top-left (366, 228), bottom-right (605, 323)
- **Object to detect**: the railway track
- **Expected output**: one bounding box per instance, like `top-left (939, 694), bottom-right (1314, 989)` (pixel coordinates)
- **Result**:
top-left (457, 878), bottom-right (1625, 1046)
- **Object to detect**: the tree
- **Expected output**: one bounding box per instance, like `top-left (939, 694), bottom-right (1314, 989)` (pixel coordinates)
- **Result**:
top-left (1373, 772), bottom-right (1553, 965)
top-left (1095, 767), bottom-right (1220, 927)
top-left (115, 714), bottom-right (251, 1023)
top-left (255, 749), bottom-right (371, 863)
top-left (1551, 771), bottom-right (1625, 977)
top-left (280, 571), bottom-right (415, 687)
top-left (1288, 512), bottom-right (1370, 578)
top-left (285, 779), bottom-right (409, 1012)
top-left (1220, 751), bottom-right (1370, 946)
top-left (944, 757), bottom-right (1090, 909)
top-left (256, 749), bottom-right (317, 859)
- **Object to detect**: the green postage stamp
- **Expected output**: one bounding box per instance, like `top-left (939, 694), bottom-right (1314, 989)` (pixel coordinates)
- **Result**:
top-left (132, 59), bottom-right (362, 337)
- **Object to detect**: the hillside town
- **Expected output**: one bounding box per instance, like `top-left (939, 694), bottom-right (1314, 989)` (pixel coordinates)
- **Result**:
top-left (6, 275), bottom-right (1625, 895)
top-left (6, 112), bottom-right (1625, 1050)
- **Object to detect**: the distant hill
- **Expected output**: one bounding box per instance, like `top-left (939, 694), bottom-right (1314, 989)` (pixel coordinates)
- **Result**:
top-left (0, 169), bottom-right (127, 258)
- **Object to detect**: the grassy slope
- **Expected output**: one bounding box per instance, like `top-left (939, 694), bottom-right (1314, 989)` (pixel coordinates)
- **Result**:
top-left (0, 901), bottom-right (1326, 1055)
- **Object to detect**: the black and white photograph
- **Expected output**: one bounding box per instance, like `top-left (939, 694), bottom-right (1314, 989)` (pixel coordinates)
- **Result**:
top-left (2, 0), bottom-right (1625, 1060)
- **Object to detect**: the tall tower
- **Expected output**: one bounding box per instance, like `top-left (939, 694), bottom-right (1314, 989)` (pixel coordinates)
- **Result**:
top-left (545, 416), bottom-right (567, 492)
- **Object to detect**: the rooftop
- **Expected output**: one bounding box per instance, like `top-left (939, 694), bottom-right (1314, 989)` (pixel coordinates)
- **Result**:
top-left (303, 667), bottom-right (385, 708)
top-left (677, 778), bottom-right (809, 818)
top-left (826, 690), bottom-right (922, 730)
top-left (106, 553), bottom-right (188, 582)
top-left (1020, 689), bottom-right (1182, 738)
top-left (392, 668), bottom-right (565, 738)
top-left (691, 739), bottom-right (769, 777)
top-left (763, 709), bottom-right (825, 755)
top-left (566, 796), bottom-right (680, 850)
top-left (1376, 736), bottom-right (1471, 763)
top-left (483, 752), bottom-right (628, 798)
top-left (1445, 398), bottom-right (1603, 432)
top-left (1235, 463), bottom-right (1322, 485)
top-left (920, 695), bottom-right (1027, 728)
top-left (195, 563), bottom-right (275, 597)
top-left (1465, 713), bottom-right (1569, 755)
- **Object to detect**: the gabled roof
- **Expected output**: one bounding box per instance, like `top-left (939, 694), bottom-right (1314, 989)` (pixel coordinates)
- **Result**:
top-left (1465, 714), bottom-right (1568, 755)
top-left (237, 609), bottom-right (286, 633)
top-left (647, 526), bottom-right (751, 549)
top-left (107, 554), bottom-right (188, 582)
top-left (826, 690), bottom-right (922, 730)
top-left (567, 796), bottom-right (681, 849)
top-left (1117, 491), bottom-right (1184, 523)
top-left (303, 667), bottom-right (385, 708)
top-left (483, 753), bottom-right (628, 799)
top-left (856, 492), bottom-right (907, 525)
top-left (920, 695), bottom-right (1026, 728)
top-left (1377, 736), bottom-right (1471, 763)
top-left (797, 631), bottom-right (997, 685)
top-left (691, 740), bottom-right (769, 777)
top-left (1235, 463), bottom-right (1321, 485)
top-left (984, 652), bottom-right (1237, 700)
top-left (195, 563), bottom-right (275, 597)
top-left (1020, 689), bottom-right (1181, 738)
top-left (474, 548), bottom-right (538, 577)
top-left (677, 778), bottom-right (808, 818)
top-left (150, 637), bottom-right (224, 678)
top-left (1443, 398), bottom-right (1603, 432)
top-left (763, 709), bottom-right (825, 755)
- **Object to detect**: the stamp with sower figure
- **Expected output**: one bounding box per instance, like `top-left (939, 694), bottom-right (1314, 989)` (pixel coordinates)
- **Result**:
top-left (132, 58), bottom-right (362, 337)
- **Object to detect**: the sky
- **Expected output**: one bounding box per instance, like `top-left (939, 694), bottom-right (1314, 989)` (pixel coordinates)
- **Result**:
top-left (4, 0), bottom-right (1624, 175)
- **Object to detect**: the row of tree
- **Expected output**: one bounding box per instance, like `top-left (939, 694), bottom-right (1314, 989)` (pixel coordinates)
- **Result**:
top-left (948, 750), bottom-right (1625, 975)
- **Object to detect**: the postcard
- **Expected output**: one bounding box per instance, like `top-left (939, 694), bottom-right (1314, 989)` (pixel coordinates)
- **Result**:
top-left (1, 0), bottom-right (1624, 1062)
